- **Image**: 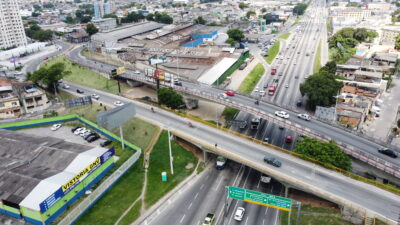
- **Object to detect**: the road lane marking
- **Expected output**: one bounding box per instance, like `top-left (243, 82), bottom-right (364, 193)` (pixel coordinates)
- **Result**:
top-left (245, 216), bottom-right (249, 225)
top-left (257, 177), bottom-right (261, 189)
top-left (200, 184), bottom-right (204, 190)
top-left (194, 192), bottom-right (199, 199)
top-left (262, 219), bottom-right (265, 225)
top-left (188, 202), bottom-right (193, 209)
top-left (243, 168), bottom-right (252, 188)
top-left (179, 214), bottom-right (186, 223)
top-left (228, 200), bottom-right (239, 225)
top-left (215, 177), bottom-right (223, 191)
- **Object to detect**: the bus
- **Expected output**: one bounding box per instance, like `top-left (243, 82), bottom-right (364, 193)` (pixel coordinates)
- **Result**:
top-left (268, 86), bottom-right (277, 96)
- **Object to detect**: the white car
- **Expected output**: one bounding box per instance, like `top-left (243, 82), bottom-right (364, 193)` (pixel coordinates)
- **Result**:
top-left (74, 128), bottom-right (85, 135)
top-left (298, 113), bottom-right (311, 121)
top-left (51, 124), bottom-right (62, 131)
top-left (80, 130), bottom-right (91, 137)
top-left (234, 207), bottom-right (245, 221)
top-left (134, 70), bottom-right (140, 74)
top-left (285, 84), bottom-right (289, 88)
top-left (114, 101), bottom-right (124, 106)
top-left (275, 111), bottom-right (290, 119)
top-left (62, 84), bottom-right (70, 89)
top-left (91, 94), bottom-right (100, 100)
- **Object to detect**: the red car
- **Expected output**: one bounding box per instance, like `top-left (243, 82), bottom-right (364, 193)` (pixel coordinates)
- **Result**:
top-left (285, 136), bottom-right (293, 143)
top-left (43, 57), bottom-right (48, 60)
top-left (224, 91), bottom-right (235, 96)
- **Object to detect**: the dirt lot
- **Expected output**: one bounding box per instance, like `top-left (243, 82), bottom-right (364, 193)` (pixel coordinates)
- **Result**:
top-left (19, 124), bottom-right (106, 147)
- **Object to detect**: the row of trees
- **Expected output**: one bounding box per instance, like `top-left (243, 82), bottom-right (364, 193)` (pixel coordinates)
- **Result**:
top-left (27, 63), bottom-right (70, 93)
top-left (294, 137), bottom-right (352, 171)
top-left (226, 29), bottom-right (244, 46)
top-left (25, 24), bottom-right (53, 42)
top-left (121, 12), bottom-right (173, 24)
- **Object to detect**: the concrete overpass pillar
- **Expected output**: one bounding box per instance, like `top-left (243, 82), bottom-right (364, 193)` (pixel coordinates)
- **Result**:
top-left (184, 97), bottom-right (199, 110)
top-left (203, 150), bottom-right (207, 163)
top-left (126, 80), bottom-right (144, 87)
top-left (284, 185), bottom-right (290, 198)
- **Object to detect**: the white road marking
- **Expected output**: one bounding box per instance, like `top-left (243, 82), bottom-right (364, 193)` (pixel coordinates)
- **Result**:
top-left (194, 192), bottom-right (199, 199)
top-left (215, 177), bottom-right (223, 191)
top-left (245, 216), bottom-right (249, 225)
top-left (200, 184), bottom-right (204, 190)
top-left (188, 202), bottom-right (193, 209)
top-left (262, 219), bottom-right (265, 225)
top-left (179, 214), bottom-right (186, 223)
top-left (257, 177), bottom-right (261, 189)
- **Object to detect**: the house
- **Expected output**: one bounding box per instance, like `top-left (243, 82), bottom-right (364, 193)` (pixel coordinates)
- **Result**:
top-left (0, 79), bottom-right (21, 119)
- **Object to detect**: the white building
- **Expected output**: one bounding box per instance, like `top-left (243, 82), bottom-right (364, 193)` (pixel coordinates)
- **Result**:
top-left (380, 26), bottom-right (400, 45)
top-left (0, 0), bottom-right (27, 49)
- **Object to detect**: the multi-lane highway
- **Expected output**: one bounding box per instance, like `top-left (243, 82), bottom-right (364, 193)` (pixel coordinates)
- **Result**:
top-left (62, 81), bottom-right (400, 224)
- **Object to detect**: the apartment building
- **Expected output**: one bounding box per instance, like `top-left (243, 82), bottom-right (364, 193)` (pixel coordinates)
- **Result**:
top-left (330, 7), bottom-right (372, 20)
top-left (0, 0), bottom-right (28, 49)
top-left (0, 80), bottom-right (21, 119)
top-left (380, 26), bottom-right (400, 45)
top-left (19, 87), bottom-right (51, 114)
top-left (94, 1), bottom-right (111, 19)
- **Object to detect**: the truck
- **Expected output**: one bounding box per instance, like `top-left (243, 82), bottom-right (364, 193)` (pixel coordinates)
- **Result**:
top-left (215, 156), bottom-right (227, 170)
top-left (271, 68), bottom-right (277, 75)
top-left (250, 116), bottom-right (262, 129)
top-left (268, 79), bottom-right (279, 96)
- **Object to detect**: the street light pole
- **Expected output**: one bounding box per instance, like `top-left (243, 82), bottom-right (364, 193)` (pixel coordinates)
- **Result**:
top-left (168, 129), bottom-right (174, 175)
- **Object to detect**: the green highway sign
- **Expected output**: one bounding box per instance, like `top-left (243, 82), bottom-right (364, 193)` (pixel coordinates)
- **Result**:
top-left (228, 186), bottom-right (292, 211)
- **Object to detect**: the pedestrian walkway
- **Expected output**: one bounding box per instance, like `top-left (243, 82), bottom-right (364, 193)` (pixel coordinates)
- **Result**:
top-left (227, 56), bottom-right (260, 90)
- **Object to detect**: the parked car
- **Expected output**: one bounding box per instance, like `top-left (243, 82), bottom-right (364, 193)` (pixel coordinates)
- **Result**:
top-left (296, 100), bottom-right (302, 107)
top-left (76, 89), bottom-right (84, 94)
top-left (285, 136), bottom-right (293, 143)
top-left (234, 207), bottom-right (245, 221)
top-left (264, 157), bottom-right (282, 167)
top-left (80, 130), bottom-right (91, 137)
top-left (71, 126), bottom-right (80, 133)
top-left (51, 124), bottom-right (62, 131)
top-left (74, 128), bottom-right (85, 135)
top-left (114, 101), bottom-right (124, 106)
top-left (91, 94), bottom-right (100, 100)
top-left (297, 113), bottom-right (311, 121)
top-left (275, 111), bottom-right (290, 119)
top-left (100, 140), bottom-right (112, 147)
top-left (378, 147), bottom-right (398, 158)
top-left (87, 134), bottom-right (100, 143)
top-left (84, 132), bottom-right (96, 140)
top-left (224, 91), bottom-right (235, 96)
top-left (62, 83), bottom-right (70, 89)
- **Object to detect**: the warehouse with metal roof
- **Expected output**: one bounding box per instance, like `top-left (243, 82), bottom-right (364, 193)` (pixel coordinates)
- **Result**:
top-left (0, 129), bottom-right (115, 225)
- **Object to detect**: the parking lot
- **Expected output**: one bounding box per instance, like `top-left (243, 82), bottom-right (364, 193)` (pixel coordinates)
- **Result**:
top-left (19, 124), bottom-right (106, 147)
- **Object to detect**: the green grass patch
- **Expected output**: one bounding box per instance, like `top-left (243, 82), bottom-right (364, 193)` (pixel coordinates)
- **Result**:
top-left (280, 204), bottom-right (353, 225)
top-left (264, 41), bottom-right (280, 64)
top-left (222, 107), bottom-right (240, 121)
top-left (74, 155), bottom-right (145, 225)
top-left (292, 16), bottom-right (301, 27)
top-left (313, 41), bottom-right (322, 73)
top-left (278, 33), bottom-right (291, 40)
top-left (42, 56), bottom-right (130, 94)
top-left (145, 131), bottom-right (198, 208)
top-left (326, 18), bottom-right (332, 34)
top-left (238, 63), bottom-right (265, 94)
top-left (118, 201), bottom-right (142, 225)
top-left (196, 161), bottom-right (205, 174)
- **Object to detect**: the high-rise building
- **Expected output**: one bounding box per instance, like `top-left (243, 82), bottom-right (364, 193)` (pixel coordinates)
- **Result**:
top-left (94, 1), bottom-right (111, 19)
top-left (0, 0), bottom-right (27, 49)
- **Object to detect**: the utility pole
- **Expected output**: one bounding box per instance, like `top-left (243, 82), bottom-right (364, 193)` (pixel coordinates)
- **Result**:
top-left (168, 129), bottom-right (174, 174)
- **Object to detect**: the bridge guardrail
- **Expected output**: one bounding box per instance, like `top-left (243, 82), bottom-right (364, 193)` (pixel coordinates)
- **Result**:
top-left (66, 51), bottom-right (400, 179)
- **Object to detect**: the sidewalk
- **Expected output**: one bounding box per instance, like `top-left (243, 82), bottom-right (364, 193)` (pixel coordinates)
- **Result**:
top-left (362, 78), bottom-right (400, 141)
top-left (227, 56), bottom-right (260, 90)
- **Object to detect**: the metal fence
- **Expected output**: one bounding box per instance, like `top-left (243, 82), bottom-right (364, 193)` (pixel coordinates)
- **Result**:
top-left (58, 151), bottom-right (141, 225)
top-left (67, 50), bottom-right (400, 179)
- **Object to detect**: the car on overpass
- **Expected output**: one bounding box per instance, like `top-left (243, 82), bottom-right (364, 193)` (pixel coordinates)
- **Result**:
top-left (275, 111), bottom-right (289, 119)
top-left (202, 213), bottom-right (215, 225)
top-left (224, 90), bottom-right (235, 96)
top-left (378, 147), bottom-right (398, 158)
top-left (264, 157), bottom-right (282, 167)
top-left (297, 113), bottom-right (311, 121)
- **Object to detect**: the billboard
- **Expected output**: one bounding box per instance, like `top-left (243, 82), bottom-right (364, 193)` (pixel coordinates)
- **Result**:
top-left (97, 103), bottom-right (136, 130)
top-left (111, 67), bottom-right (126, 76)
top-left (39, 148), bottom-right (115, 213)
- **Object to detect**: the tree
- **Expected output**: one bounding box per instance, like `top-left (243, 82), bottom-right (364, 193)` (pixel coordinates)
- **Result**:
top-left (31, 12), bottom-right (41, 17)
top-left (121, 12), bottom-right (145, 23)
top-left (300, 68), bottom-right (343, 110)
top-left (86, 23), bottom-right (98, 36)
top-left (239, 2), bottom-right (249, 9)
top-left (65, 16), bottom-right (75, 24)
top-left (146, 13), bottom-right (155, 21)
top-left (246, 11), bottom-right (256, 19)
top-left (227, 29), bottom-right (244, 42)
top-left (293, 3), bottom-right (307, 15)
top-left (226, 38), bottom-right (237, 46)
top-left (294, 137), bottom-right (352, 171)
top-left (27, 63), bottom-right (70, 93)
top-left (194, 16), bottom-right (206, 25)
top-left (32, 29), bottom-right (53, 41)
top-left (395, 34), bottom-right (400, 50)
top-left (155, 12), bottom-right (173, 24)
top-left (33, 4), bottom-right (42, 12)
top-left (157, 87), bottom-right (184, 109)
top-left (346, 2), bottom-right (359, 7)
top-left (261, 8), bottom-right (267, 13)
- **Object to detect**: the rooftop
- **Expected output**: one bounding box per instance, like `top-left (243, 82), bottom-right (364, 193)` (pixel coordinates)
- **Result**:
top-left (373, 53), bottom-right (398, 63)
top-left (0, 129), bottom-right (91, 207)
top-left (91, 21), bottom-right (165, 42)
top-left (354, 70), bottom-right (382, 78)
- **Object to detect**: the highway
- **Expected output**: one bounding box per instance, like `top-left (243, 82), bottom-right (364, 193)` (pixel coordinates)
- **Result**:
top-left (62, 81), bottom-right (400, 224)
top-left (64, 4), bottom-right (400, 175)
